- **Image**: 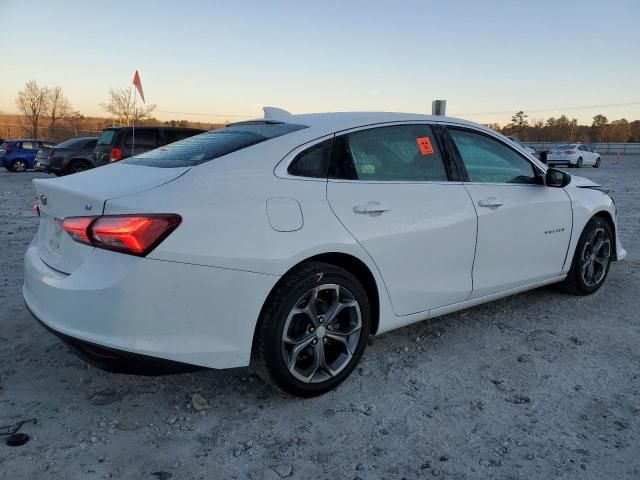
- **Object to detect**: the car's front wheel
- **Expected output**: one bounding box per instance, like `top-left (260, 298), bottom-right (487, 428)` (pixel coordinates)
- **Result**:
top-left (576, 157), bottom-right (583, 167)
top-left (593, 157), bottom-right (601, 168)
top-left (11, 159), bottom-right (28, 172)
top-left (252, 262), bottom-right (371, 397)
top-left (559, 217), bottom-right (612, 295)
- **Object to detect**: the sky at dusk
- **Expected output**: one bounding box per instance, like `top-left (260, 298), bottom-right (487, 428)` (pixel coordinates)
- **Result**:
top-left (0, 0), bottom-right (638, 125)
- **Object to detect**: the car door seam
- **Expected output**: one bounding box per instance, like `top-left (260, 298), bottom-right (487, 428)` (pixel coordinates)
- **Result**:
top-left (560, 188), bottom-right (575, 271)
top-left (462, 184), bottom-right (479, 301)
top-left (324, 178), bottom-right (401, 317)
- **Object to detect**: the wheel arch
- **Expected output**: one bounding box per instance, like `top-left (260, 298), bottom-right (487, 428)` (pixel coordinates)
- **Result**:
top-left (258, 252), bottom-right (381, 337)
top-left (593, 210), bottom-right (618, 260)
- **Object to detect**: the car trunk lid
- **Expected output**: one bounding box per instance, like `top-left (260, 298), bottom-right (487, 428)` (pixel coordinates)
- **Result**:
top-left (33, 164), bottom-right (189, 274)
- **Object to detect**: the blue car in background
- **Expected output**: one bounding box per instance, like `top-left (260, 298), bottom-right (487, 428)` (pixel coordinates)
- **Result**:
top-left (1, 139), bottom-right (55, 172)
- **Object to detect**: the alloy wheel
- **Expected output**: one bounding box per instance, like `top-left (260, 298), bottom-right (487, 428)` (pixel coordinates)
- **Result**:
top-left (580, 227), bottom-right (611, 287)
top-left (13, 160), bottom-right (27, 172)
top-left (281, 284), bottom-right (362, 383)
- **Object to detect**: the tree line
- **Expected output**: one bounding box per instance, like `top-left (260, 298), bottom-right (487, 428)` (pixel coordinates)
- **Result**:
top-left (489, 111), bottom-right (640, 143)
top-left (3, 80), bottom-right (223, 143)
top-left (6, 81), bottom-right (640, 144)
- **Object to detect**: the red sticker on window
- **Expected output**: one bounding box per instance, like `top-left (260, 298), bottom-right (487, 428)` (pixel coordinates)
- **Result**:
top-left (417, 136), bottom-right (434, 155)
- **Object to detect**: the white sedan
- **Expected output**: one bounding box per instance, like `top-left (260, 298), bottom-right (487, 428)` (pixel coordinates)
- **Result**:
top-left (24, 110), bottom-right (626, 396)
top-left (547, 144), bottom-right (601, 168)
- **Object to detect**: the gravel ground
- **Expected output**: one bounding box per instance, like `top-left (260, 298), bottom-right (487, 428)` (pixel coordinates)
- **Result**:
top-left (1, 155), bottom-right (638, 479)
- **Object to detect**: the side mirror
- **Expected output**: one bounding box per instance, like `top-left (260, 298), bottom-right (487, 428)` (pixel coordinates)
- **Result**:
top-left (546, 168), bottom-right (571, 188)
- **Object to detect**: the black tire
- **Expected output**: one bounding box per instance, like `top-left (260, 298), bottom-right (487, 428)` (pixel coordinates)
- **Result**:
top-left (11, 159), bottom-right (28, 172)
top-left (593, 157), bottom-right (601, 168)
top-left (251, 261), bottom-right (371, 397)
top-left (65, 159), bottom-right (91, 175)
top-left (559, 217), bottom-right (613, 295)
top-left (576, 157), bottom-right (583, 168)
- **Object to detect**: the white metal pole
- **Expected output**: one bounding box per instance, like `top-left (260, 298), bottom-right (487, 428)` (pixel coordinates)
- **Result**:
top-left (131, 86), bottom-right (136, 157)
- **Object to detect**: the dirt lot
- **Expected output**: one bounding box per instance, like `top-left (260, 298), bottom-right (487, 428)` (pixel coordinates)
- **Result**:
top-left (1, 156), bottom-right (638, 480)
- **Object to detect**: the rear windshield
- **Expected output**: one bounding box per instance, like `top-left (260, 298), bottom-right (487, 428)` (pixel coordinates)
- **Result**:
top-left (55, 138), bottom-right (85, 148)
top-left (122, 122), bottom-right (307, 168)
top-left (97, 130), bottom-right (117, 146)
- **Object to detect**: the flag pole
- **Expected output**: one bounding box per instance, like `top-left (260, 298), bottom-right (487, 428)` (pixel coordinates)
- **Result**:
top-left (131, 85), bottom-right (136, 157)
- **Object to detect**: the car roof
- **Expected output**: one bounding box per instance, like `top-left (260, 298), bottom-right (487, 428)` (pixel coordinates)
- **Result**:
top-left (233, 111), bottom-right (489, 138)
top-left (102, 126), bottom-right (205, 131)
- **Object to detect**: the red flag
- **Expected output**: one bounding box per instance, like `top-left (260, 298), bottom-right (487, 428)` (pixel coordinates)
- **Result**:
top-left (132, 70), bottom-right (145, 103)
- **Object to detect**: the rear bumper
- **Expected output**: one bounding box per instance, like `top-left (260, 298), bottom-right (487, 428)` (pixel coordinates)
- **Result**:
top-left (23, 239), bottom-right (279, 369)
top-left (28, 304), bottom-right (202, 374)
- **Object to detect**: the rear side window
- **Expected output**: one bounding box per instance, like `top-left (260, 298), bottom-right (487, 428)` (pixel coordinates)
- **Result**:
top-left (124, 129), bottom-right (158, 148)
top-left (21, 141), bottom-right (36, 150)
top-left (288, 139), bottom-right (333, 178)
top-left (330, 124), bottom-right (448, 182)
top-left (123, 122), bottom-right (307, 168)
top-left (97, 130), bottom-right (117, 146)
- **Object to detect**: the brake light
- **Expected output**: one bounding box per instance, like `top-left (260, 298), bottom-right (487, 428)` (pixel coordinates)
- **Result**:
top-left (110, 147), bottom-right (123, 162)
top-left (4, 146), bottom-right (11, 155)
top-left (62, 217), bottom-right (95, 245)
top-left (62, 214), bottom-right (181, 256)
top-left (32, 203), bottom-right (40, 217)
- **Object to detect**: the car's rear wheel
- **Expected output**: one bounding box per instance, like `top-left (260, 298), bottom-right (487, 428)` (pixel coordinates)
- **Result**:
top-left (66, 159), bottom-right (91, 175)
top-left (11, 159), bottom-right (27, 172)
top-left (577, 157), bottom-right (583, 167)
top-left (559, 217), bottom-right (612, 295)
top-left (252, 262), bottom-right (371, 397)
top-left (593, 157), bottom-right (601, 168)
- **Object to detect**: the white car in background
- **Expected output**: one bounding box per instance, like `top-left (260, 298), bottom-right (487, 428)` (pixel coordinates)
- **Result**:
top-left (507, 136), bottom-right (537, 157)
top-left (24, 110), bottom-right (626, 397)
top-left (547, 144), bottom-right (601, 168)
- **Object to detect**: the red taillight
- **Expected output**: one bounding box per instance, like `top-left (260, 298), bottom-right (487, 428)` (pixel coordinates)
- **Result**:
top-left (62, 214), bottom-right (181, 256)
top-left (62, 217), bottom-right (95, 245)
top-left (32, 203), bottom-right (40, 217)
top-left (110, 147), bottom-right (123, 162)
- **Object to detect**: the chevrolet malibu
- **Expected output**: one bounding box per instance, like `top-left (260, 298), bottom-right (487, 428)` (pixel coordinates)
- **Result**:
top-left (24, 110), bottom-right (626, 397)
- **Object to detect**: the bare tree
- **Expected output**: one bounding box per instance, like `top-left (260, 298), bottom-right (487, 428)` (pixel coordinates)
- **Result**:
top-left (15, 80), bottom-right (50, 138)
top-left (48, 86), bottom-right (72, 141)
top-left (100, 87), bottom-right (156, 125)
top-left (66, 110), bottom-right (85, 136)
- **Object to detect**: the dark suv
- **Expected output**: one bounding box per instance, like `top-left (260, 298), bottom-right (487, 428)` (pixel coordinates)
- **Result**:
top-left (35, 136), bottom-right (98, 175)
top-left (93, 126), bottom-right (206, 167)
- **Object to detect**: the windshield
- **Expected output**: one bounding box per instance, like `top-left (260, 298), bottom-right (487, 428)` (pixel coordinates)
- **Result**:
top-left (97, 130), bottom-right (117, 146)
top-left (556, 144), bottom-right (577, 150)
top-left (123, 122), bottom-right (307, 168)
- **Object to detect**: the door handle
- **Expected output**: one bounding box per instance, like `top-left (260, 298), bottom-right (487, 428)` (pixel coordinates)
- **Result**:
top-left (353, 201), bottom-right (390, 215)
top-left (477, 197), bottom-right (504, 208)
